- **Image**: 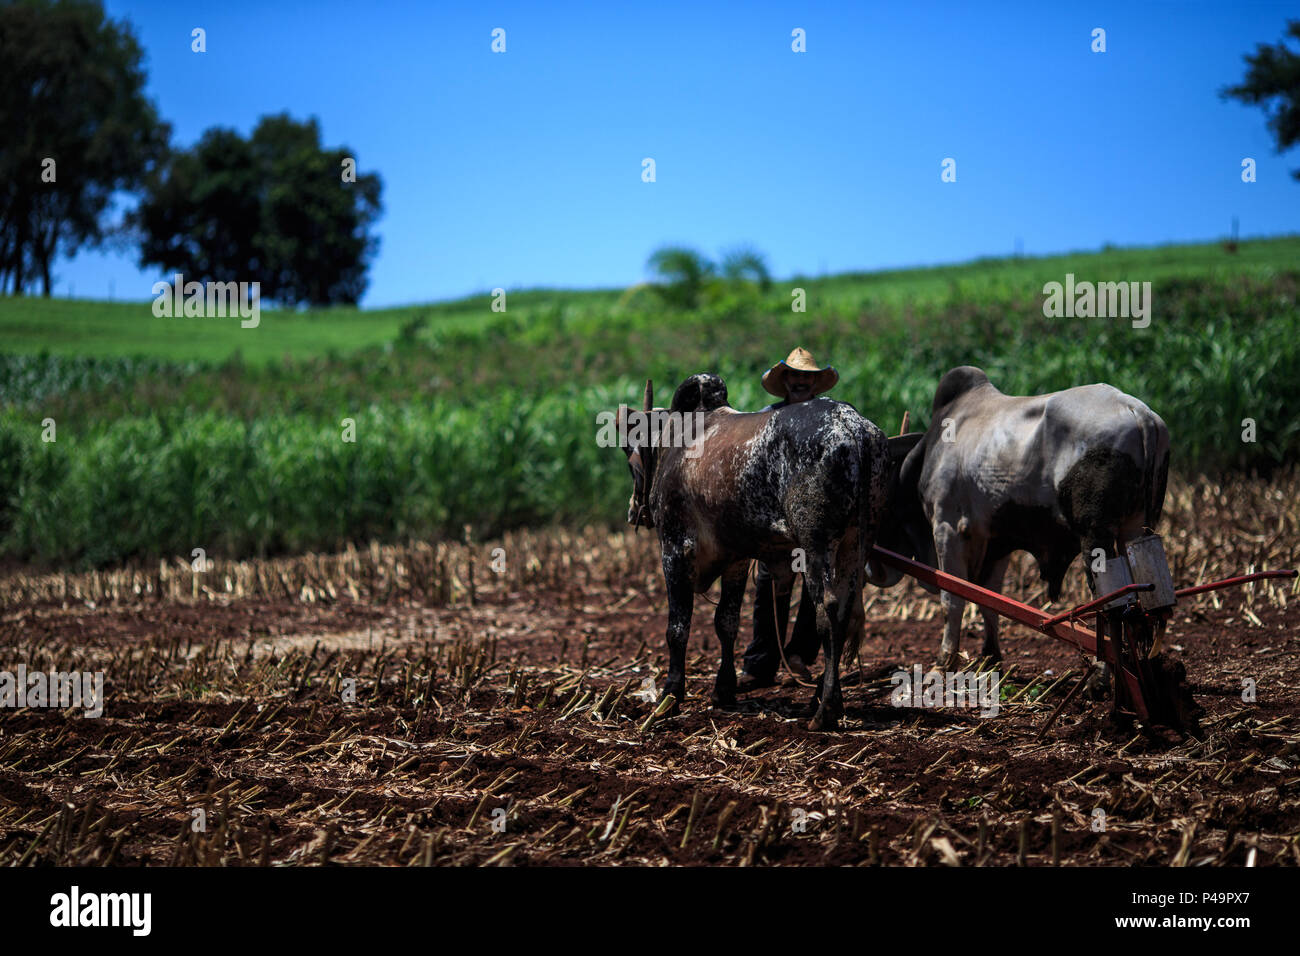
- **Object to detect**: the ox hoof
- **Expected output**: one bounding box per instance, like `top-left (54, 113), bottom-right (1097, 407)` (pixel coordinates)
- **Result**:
top-left (711, 668), bottom-right (736, 705)
top-left (807, 711), bottom-right (840, 732)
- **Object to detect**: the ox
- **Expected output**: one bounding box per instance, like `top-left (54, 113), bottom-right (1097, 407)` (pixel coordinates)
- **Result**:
top-left (619, 373), bottom-right (889, 730)
top-left (866, 366), bottom-right (1170, 672)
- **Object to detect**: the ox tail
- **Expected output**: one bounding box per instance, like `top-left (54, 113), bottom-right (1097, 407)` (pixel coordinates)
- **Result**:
top-left (843, 576), bottom-right (866, 666)
top-left (815, 557), bottom-right (862, 667)
top-left (1137, 410), bottom-right (1170, 530)
top-left (845, 427), bottom-right (886, 664)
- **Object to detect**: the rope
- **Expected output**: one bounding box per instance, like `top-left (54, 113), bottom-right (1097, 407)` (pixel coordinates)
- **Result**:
top-left (751, 559), bottom-right (818, 688)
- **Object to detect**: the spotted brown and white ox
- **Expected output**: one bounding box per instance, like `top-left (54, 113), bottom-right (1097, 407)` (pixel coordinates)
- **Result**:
top-left (619, 373), bottom-right (889, 730)
top-left (866, 366), bottom-right (1170, 672)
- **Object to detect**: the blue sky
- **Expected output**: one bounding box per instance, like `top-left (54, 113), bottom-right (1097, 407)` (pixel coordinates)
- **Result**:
top-left (58, 0), bottom-right (1300, 307)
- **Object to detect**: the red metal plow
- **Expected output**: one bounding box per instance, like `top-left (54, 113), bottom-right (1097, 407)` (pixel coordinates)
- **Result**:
top-left (869, 545), bottom-right (1297, 735)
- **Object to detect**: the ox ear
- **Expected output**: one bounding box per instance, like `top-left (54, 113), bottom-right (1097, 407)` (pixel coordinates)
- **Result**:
top-left (670, 376), bottom-right (701, 414)
top-left (888, 432), bottom-right (924, 464)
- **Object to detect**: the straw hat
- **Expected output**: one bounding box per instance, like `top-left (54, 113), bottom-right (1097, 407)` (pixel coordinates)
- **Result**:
top-left (761, 347), bottom-right (839, 398)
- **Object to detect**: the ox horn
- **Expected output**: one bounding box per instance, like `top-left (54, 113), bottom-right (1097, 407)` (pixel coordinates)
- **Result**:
top-left (638, 379), bottom-right (657, 525)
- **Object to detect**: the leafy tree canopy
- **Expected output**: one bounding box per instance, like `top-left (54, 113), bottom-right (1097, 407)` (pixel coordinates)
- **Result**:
top-left (135, 113), bottom-right (383, 306)
top-left (1222, 19), bottom-right (1300, 180)
top-left (0, 0), bottom-right (169, 295)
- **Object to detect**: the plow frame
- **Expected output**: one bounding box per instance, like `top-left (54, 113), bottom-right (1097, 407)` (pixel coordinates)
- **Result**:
top-left (869, 545), bottom-right (1297, 731)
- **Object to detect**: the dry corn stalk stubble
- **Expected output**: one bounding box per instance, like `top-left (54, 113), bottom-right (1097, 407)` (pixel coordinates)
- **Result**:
top-left (0, 472), bottom-right (1298, 866)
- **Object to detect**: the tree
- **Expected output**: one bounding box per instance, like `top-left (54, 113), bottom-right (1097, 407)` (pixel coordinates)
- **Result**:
top-left (646, 244), bottom-right (772, 308)
top-left (720, 245), bottom-right (772, 291)
top-left (646, 245), bottom-right (715, 309)
top-left (134, 114), bottom-right (383, 306)
top-left (0, 0), bottom-right (169, 295)
top-left (1222, 20), bottom-right (1300, 180)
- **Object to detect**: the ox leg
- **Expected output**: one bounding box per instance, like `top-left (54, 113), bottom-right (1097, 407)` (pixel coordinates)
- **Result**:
top-left (711, 562), bottom-right (748, 706)
top-left (934, 521), bottom-right (968, 671)
top-left (660, 553), bottom-right (694, 711)
top-left (978, 555), bottom-right (1011, 663)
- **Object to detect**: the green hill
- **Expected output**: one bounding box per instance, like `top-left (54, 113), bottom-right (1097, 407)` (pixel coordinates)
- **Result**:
top-left (1, 236), bottom-right (1296, 364)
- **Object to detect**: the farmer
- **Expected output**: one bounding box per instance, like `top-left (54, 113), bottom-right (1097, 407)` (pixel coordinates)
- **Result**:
top-left (737, 347), bottom-right (840, 691)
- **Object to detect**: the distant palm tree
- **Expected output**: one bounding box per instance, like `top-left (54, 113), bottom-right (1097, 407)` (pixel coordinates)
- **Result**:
top-left (647, 245), bottom-right (715, 308)
top-left (645, 244), bottom-right (771, 308)
top-left (720, 246), bottom-right (772, 291)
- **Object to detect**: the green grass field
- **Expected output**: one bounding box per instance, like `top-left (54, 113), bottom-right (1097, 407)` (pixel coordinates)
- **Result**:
top-left (2, 235), bottom-right (1298, 567)
top-left (2, 236), bottom-right (1295, 363)
top-left (0, 296), bottom-right (489, 363)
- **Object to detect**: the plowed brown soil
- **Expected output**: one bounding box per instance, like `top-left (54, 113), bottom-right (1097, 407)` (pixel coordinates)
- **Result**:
top-left (1, 474), bottom-right (1298, 866)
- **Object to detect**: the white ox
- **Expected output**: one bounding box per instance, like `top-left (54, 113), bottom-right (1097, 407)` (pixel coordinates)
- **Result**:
top-left (868, 366), bottom-right (1170, 669)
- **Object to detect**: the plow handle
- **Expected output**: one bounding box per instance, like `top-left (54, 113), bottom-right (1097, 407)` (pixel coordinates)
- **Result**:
top-left (1175, 568), bottom-right (1297, 600)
